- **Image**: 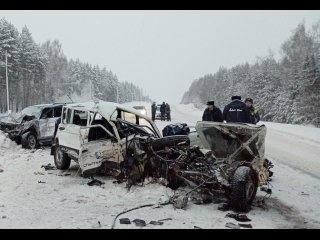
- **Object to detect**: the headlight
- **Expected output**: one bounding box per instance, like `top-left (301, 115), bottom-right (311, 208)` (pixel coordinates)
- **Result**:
top-left (141, 110), bottom-right (146, 115)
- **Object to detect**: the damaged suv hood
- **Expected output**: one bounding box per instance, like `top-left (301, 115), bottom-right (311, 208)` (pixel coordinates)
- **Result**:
top-left (195, 121), bottom-right (266, 162)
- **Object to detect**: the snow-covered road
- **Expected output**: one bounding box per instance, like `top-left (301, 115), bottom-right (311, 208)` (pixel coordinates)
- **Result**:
top-left (0, 102), bottom-right (320, 229)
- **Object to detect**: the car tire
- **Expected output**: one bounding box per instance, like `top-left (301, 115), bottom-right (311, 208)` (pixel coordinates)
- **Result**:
top-left (151, 135), bottom-right (190, 151)
top-left (21, 132), bottom-right (38, 149)
top-left (230, 166), bottom-right (258, 212)
top-left (54, 145), bottom-right (71, 170)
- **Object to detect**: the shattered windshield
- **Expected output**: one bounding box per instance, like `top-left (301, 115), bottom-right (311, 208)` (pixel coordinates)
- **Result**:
top-left (15, 106), bottom-right (42, 120)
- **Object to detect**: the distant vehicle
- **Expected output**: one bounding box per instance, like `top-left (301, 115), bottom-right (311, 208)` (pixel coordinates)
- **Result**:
top-left (155, 104), bottom-right (162, 119)
top-left (0, 103), bottom-right (64, 149)
top-left (133, 106), bottom-right (147, 115)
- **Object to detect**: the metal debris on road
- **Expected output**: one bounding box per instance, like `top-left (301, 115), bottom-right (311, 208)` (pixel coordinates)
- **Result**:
top-left (132, 219), bottom-right (146, 227)
top-left (238, 223), bottom-right (253, 228)
top-left (225, 222), bottom-right (240, 229)
top-left (226, 213), bottom-right (251, 222)
top-left (119, 218), bottom-right (131, 224)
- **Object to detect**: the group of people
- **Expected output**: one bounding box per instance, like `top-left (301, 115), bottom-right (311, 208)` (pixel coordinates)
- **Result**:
top-left (151, 101), bottom-right (171, 121)
top-left (202, 96), bottom-right (260, 124)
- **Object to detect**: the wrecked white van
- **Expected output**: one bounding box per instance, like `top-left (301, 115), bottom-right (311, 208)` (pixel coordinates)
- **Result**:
top-left (51, 101), bottom-right (163, 177)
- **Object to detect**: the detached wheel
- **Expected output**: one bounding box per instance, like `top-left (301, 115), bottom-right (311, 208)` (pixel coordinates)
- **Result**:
top-left (230, 166), bottom-right (258, 212)
top-left (22, 132), bottom-right (38, 149)
top-left (54, 145), bottom-right (71, 170)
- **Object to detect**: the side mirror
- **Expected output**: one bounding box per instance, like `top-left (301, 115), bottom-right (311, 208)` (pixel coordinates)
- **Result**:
top-left (41, 114), bottom-right (47, 119)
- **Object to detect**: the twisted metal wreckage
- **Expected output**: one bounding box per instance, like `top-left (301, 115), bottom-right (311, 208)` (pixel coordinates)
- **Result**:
top-left (49, 102), bottom-right (273, 213)
top-left (100, 121), bottom-right (273, 213)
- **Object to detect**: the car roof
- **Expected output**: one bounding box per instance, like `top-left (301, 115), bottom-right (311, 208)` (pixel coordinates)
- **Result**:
top-left (63, 100), bottom-right (152, 121)
top-left (32, 103), bottom-right (64, 108)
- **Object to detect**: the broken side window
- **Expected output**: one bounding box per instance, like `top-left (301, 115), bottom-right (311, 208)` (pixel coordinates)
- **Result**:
top-left (73, 110), bottom-right (88, 126)
top-left (66, 108), bottom-right (73, 124)
top-left (40, 108), bottom-right (54, 119)
top-left (54, 106), bottom-right (62, 118)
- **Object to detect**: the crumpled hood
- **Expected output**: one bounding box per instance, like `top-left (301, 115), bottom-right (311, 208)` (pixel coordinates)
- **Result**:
top-left (195, 121), bottom-right (266, 161)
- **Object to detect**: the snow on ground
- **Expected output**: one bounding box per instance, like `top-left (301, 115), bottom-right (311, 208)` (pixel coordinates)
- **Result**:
top-left (0, 102), bottom-right (320, 228)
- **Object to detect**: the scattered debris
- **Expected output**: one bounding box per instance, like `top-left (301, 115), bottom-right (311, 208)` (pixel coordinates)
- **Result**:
top-left (218, 203), bottom-right (230, 211)
top-left (0, 169), bottom-right (3, 173)
top-left (158, 218), bottom-right (172, 222)
top-left (38, 181), bottom-right (46, 184)
top-left (34, 171), bottom-right (45, 175)
top-left (226, 213), bottom-right (251, 222)
top-left (260, 186), bottom-right (272, 194)
top-left (225, 222), bottom-right (240, 229)
top-left (111, 202), bottom-right (170, 229)
top-left (119, 218), bottom-right (131, 224)
top-left (238, 223), bottom-right (253, 228)
top-left (170, 195), bottom-right (188, 209)
top-left (41, 163), bottom-right (56, 171)
top-left (132, 219), bottom-right (146, 227)
top-left (87, 178), bottom-right (105, 186)
top-left (2, 216), bottom-right (7, 219)
top-left (194, 226), bottom-right (202, 229)
top-left (149, 221), bottom-right (164, 225)
top-left (301, 192), bottom-right (309, 196)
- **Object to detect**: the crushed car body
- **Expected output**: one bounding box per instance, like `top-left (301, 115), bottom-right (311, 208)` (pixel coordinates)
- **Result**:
top-left (0, 104), bottom-right (64, 149)
top-left (52, 101), bottom-right (273, 212)
top-left (51, 101), bottom-right (163, 178)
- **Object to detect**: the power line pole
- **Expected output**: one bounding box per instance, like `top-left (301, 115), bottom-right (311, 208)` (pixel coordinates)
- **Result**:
top-left (5, 50), bottom-right (10, 113)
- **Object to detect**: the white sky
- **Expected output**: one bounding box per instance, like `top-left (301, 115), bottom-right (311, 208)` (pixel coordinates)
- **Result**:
top-left (0, 10), bottom-right (319, 104)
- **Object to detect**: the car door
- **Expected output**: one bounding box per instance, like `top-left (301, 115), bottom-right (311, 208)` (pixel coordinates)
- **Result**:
top-left (57, 108), bottom-right (82, 157)
top-left (78, 134), bottom-right (124, 175)
top-left (39, 107), bottom-right (54, 139)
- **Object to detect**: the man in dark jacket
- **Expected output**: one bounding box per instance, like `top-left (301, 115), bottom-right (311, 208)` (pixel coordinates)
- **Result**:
top-left (202, 101), bottom-right (223, 122)
top-left (245, 98), bottom-right (260, 124)
top-left (223, 96), bottom-right (251, 123)
top-left (165, 103), bottom-right (171, 121)
top-left (151, 102), bottom-right (157, 121)
top-left (160, 102), bottom-right (166, 121)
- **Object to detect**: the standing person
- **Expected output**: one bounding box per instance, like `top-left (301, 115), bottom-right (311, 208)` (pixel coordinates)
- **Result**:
top-left (202, 101), bottom-right (223, 122)
top-left (244, 98), bottom-right (260, 124)
top-left (151, 102), bottom-right (157, 122)
top-left (165, 103), bottom-right (171, 121)
top-left (223, 96), bottom-right (251, 123)
top-left (160, 102), bottom-right (166, 121)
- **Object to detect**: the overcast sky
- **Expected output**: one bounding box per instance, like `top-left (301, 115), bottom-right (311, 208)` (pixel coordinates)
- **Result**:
top-left (0, 10), bottom-right (319, 104)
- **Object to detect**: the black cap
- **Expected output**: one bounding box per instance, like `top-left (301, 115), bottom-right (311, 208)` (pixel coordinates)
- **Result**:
top-left (245, 98), bottom-right (253, 104)
top-left (207, 101), bottom-right (215, 105)
top-left (231, 96), bottom-right (241, 100)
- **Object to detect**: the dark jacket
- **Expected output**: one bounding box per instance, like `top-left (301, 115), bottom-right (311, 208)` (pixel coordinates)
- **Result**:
top-left (248, 106), bottom-right (260, 124)
top-left (160, 103), bottom-right (166, 114)
top-left (151, 104), bottom-right (157, 115)
top-left (202, 107), bottom-right (223, 122)
top-left (223, 100), bottom-right (251, 123)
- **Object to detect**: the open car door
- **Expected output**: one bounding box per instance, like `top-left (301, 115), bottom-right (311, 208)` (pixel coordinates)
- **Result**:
top-left (78, 124), bottom-right (124, 176)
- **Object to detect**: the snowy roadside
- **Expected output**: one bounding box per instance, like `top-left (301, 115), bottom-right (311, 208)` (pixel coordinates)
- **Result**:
top-left (0, 103), bottom-right (320, 228)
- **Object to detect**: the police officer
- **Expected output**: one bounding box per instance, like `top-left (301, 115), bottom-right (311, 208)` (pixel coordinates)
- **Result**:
top-left (202, 100), bottom-right (223, 122)
top-left (223, 96), bottom-right (251, 123)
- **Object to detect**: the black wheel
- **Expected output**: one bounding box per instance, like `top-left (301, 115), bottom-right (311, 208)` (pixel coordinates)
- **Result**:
top-left (54, 145), bottom-right (71, 170)
top-left (230, 166), bottom-right (258, 212)
top-left (152, 135), bottom-right (190, 151)
top-left (22, 132), bottom-right (38, 149)
top-left (14, 137), bottom-right (21, 145)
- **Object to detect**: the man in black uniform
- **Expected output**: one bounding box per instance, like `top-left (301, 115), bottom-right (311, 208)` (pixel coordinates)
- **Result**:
top-left (223, 96), bottom-right (251, 123)
top-left (202, 100), bottom-right (223, 122)
top-left (160, 102), bottom-right (166, 121)
top-left (151, 102), bottom-right (157, 121)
